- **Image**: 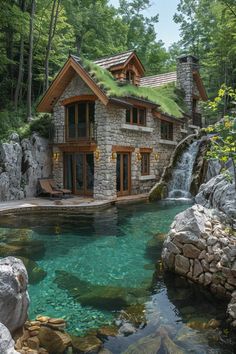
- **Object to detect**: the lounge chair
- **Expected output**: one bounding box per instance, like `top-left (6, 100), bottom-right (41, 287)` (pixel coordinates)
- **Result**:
top-left (38, 179), bottom-right (63, 199)
top-left (49, 179), bottom-right (72, 196)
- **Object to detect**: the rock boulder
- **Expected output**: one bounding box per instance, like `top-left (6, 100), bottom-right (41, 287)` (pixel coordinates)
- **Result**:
top-left (0, 257), bottom-right (29, 333)
top-left (0, 323), bottom-right (20, 354)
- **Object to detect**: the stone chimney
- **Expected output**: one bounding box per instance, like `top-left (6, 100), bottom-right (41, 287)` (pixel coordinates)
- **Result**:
top-left (177, 55), bottom-right (199, 117)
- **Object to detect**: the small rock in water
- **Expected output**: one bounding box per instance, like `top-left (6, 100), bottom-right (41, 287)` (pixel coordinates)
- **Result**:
top-left (118, 323), bottom-right (136, 336)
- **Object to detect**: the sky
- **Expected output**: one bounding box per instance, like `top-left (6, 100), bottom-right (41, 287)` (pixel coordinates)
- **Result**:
top-left (109, 0), bottom-right (180, 48)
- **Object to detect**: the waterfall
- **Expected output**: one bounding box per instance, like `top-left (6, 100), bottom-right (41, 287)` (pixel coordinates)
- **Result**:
top-left (168, 141), bottom-right (199, 199)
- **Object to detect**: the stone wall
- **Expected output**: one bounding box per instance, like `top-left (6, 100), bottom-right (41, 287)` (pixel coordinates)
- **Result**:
top-left (0, 133), bottom-right (51, 201)
top-left (162, 204), bottom-right (236, 327)
top-left (177, 55), bottom-right (201, 117)
top-left (52, 74), bottom-right (183, 199)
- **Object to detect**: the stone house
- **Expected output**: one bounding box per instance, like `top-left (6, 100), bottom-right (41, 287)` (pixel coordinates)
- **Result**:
top-left (37, 51), bottom-right (207, 200)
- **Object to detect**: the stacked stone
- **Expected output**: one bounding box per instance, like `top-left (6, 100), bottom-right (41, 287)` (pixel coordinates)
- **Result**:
top-left (15, 317), bottom-right (70, 354)
top-left (162, 204), bottom-right (236, 326)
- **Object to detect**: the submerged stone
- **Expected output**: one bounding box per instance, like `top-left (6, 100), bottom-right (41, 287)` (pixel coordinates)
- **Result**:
top-left (123, 333), bottom-right (161, 354)
top-left (54, 271), bottom-right (149, 311)
top-left (0, 239), bottom-right (45, 260)
top-left (71, 335), bottom-right (102, 353)
top-left (119, 304), bottom-right (146, 327)
top-left (18, 257), bottom-right (47, 285)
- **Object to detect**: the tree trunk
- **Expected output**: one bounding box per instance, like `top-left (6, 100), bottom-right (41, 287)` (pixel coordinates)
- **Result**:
top-left (27, 0), bottom-right (35, 121)
top-left (14, 0), bottom-right (26, 110)
top-left (44, 0), bottom-right (61, 91)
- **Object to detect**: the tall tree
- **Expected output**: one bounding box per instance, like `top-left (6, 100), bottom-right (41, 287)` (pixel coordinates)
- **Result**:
top-left (27, 0), bottom-right (35, 120)
top-left (44, 0), bottom-right (61, 90)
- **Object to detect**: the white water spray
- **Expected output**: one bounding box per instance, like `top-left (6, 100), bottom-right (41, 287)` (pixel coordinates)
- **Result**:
top-left (168, 141), bottom-right (199, 199)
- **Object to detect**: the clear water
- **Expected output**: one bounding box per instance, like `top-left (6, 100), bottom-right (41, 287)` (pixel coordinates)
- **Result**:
top-left (0, 200), bottom-right (235, 353)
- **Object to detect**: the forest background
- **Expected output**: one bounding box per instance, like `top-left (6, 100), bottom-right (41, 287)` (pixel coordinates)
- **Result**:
top-left (1, 0), bottom-right (236, 138)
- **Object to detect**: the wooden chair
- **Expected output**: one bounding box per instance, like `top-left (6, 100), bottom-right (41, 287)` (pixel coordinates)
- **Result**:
top-left (49, 179), bottom-right (72, 196)
top-left (38, 179), bottom-right (63, 199)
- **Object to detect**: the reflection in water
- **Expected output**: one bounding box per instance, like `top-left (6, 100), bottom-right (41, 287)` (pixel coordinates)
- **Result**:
top-left (0, 200), bottom-right (235, 353)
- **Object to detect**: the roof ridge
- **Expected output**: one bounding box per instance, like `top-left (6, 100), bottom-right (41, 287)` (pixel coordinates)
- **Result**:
top-left (94, 49), bottom-right (134, 62)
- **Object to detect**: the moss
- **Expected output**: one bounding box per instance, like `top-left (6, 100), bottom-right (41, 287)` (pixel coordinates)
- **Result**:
top-left (149, 182), bottom-right (168, 201)
top-left (83, 59), bottom-right (185, 118)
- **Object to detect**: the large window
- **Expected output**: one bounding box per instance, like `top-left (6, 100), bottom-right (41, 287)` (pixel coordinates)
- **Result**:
top-left (66, 101), bottom-right (95, 141)
top-left (126, 107), bottom-right (146, 126)
top-left (141, 153), bottom-right (150, 176)
top-left (161, 120), bottom-right (173, 141)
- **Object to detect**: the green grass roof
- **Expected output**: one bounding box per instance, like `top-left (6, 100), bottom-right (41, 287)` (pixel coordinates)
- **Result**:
top-left (83, 59), bottom-right (185, 118)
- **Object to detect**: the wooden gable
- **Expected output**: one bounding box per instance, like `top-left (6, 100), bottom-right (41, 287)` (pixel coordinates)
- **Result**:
top-left (37, 56), bottom-right (109, 113)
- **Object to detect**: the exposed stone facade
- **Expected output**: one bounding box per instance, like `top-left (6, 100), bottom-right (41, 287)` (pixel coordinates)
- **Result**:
top-left (177, 55), bottom-right (201, 118)
top-left (52, 75), bottom-right (183, 200)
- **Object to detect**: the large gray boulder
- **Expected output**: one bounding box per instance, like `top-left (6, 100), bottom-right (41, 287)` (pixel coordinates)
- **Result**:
top-left (0, 257), bottom-right (29, 333)
top-left (195, 173), bottom-right (236, 223)
top-left (0, 132), bottom-right (52, 201)
top-left (0, 323), bottom-right (20, 354)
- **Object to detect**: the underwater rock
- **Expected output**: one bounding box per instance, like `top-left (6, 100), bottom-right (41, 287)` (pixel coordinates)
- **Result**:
top-left (118, 304), bottom-right (146, 328)
top-left (0, 239), bottom-right (45, 260)
top-left (0, 322), bottom-right (20, 354)
top-left (54, 271), bottom-right (149, 311)
top-left (0, 257), bottom-right (29, 333)
top-left (162, 332), bottom-right (184, 354)
top-left (18, 257), bottom-right (47, 285)
top-left (71, 335), bottom-right (102, 353)
top-left (122, 332), bottom-right (161, 354)
top-left (97, 326), bottom-right (118, 339)
top-left (187, 318), bottom-right (221, 330)
top-left (118, 323), bottom-right (136, 336)
top-left (38, 327), bottom-right (71, 354)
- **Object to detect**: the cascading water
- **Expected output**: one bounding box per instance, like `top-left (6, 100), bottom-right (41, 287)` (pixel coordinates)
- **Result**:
top-left (168, 141), bottom-right (199, 199)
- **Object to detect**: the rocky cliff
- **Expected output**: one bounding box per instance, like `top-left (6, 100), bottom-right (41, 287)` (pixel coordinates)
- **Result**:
top-left (0, 133), bottom-right (51, 201)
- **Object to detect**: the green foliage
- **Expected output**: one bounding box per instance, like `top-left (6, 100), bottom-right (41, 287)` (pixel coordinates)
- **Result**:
top-left (203, 86), bottom-right (236, 186)
top-left (28, 114), bottom-right (54, 139)
top-left (83, 59), bottom-right (184, 118)
top-left (0, 108), bottom-right (26, 140)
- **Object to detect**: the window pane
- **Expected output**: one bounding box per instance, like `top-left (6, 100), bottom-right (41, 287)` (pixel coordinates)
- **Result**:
top-left (139, 109), bottom-right (146, 126)
top-left (161, 121), bottom-right (173, 140)
top-left (89, 102), bottom-right (95, 139)
top-left (86, 153), bottom-right (94, 192)
top-left (123, 154), bottom-right (129, 191)
top-left (133, 107), bottom-right (138, 124)
top-left (116, 153), bottom-right (121, 192)
top-left (126, 109), bottom-right (131, 123)
top-left (75, 153), bottom-right (84, 192)
top-left (64, 153), bottom-right (73, 190)
top-left (141, 153), bottom-right (150, 175)
top-left (68, 106), bottom-right (76, 139)
top-left (78, 103), bottom-right (87, 138)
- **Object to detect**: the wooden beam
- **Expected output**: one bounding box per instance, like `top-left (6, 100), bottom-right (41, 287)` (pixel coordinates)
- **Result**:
top-left (112, 145), bottom-right (135, 153)
top-left (139, 147), bottom-right (153, 153)
top-left (60, 95), bottom-right (97, 106)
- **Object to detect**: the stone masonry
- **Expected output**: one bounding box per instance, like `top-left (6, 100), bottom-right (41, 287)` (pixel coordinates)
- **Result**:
top-left (52, 75), bottom-right (183, 199)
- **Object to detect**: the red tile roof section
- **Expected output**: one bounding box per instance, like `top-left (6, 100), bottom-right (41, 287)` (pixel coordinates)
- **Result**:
top-left (140, 72), bottom-right (177, 88)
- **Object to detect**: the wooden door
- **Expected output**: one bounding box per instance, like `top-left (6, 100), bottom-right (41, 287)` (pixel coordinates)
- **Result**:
top-left (64, 152), bottom-right (94, 196)
top-left (116, 152), bottom-right (131, 196)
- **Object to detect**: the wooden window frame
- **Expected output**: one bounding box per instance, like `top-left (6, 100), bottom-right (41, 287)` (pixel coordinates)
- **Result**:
top-left (161, 120), bottom-right (173, 141)
top-left (65, 101), bottom-right (95, 142)
top-left (141, 152), bottom-right (150, 176)
top-left (126, 107), bottom-right (146, 126)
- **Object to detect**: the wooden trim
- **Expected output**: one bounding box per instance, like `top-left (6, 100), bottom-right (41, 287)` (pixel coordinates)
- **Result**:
top-left (126, 97), bottom-right (156, 109)
top-left (60, 95), bottom-right (97, 106)
top-left (140, 152), bottom-right (150, 176)
top-left (37, 57), bottom-right (109, 112)
top-left (139, 147), bottom-right (153, 153)
top-left (57, 143), bottom-right (97, 152)
top-left (153, 111), bottom-right (182, 124)
top-left (112, 145), bottom-right (135, 153)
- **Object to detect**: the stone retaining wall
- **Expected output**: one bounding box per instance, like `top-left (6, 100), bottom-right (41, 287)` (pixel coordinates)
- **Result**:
top-left (162, 204), bottom-right (236, 327)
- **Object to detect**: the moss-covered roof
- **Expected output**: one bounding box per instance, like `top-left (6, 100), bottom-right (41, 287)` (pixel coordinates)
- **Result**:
top-left (83, 59), bottom-right (186, 118)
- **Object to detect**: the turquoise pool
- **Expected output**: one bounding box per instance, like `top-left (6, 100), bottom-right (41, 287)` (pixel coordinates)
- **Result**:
top-left (0, 200), bottom-right (235, 353)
